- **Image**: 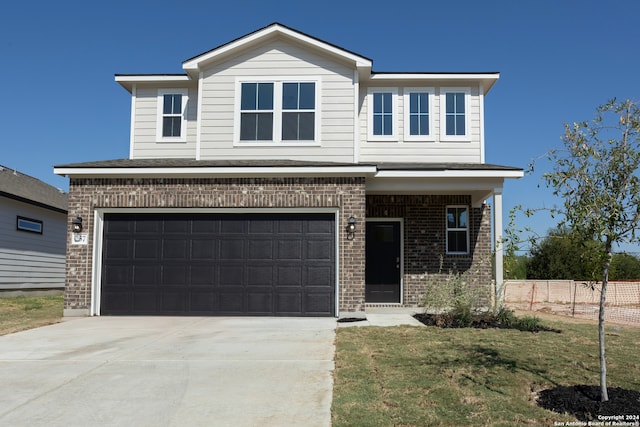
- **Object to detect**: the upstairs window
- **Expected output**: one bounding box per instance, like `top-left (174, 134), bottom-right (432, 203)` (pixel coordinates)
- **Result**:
top-left (446, 93), bottom-right (465, 135)
top-left (282, 82), bottom-right (315, 140)
top-left (440, 88), bottom-right (470, 141)
top-left (240, 82), bottom-right (274, 141)
top-left (157, 89), bottom-right (188, 142)
top-left (446, 206), bottom-right (469, 254)
top-left (368, 88), bottom-right (397, 141)
top-left (404, 88), bottom-right (434, 141)
top-left (237, 80), bottom-right (317, 143)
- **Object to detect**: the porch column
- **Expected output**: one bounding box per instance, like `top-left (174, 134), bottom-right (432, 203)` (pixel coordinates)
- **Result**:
top-left (493, 188), bottom-right (504, 308)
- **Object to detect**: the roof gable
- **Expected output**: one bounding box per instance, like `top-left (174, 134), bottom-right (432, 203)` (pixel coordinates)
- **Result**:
top-left (182, 23), bottom-right (372, 78)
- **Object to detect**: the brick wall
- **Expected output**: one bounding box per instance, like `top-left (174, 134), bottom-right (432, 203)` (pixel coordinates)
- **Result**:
top-left (366, 195), bottom-right (492, 306)
top-left (65, 177), bottom-right (366, 314)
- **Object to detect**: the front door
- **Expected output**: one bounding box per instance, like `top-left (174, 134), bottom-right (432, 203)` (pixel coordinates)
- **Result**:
top-left (365, 221), bottom-right (401, 303)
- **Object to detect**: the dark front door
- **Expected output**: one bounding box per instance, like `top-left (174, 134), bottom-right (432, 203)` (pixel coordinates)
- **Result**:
top-left (365, 221), bottom-right (401, 303)
top-left (100, 212), bottom-right (335, 316)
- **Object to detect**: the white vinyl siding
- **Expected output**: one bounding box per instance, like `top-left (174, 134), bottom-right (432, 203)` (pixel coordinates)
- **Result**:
top-left (358, 85), bottom-right (482, 163)
top-left (0, 198), bottom-right (66, 290)
top-left (130, 85), bottom-right (198, 159)
top-left (198, 40), bottom-right (356, 162)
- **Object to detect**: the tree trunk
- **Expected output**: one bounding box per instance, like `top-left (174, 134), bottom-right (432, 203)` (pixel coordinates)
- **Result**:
top-left (599, 244), bottom-right (613, 402)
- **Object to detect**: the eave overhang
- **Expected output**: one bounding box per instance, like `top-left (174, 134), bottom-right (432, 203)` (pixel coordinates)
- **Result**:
top-left (368, 72), bottom-right (500, 95)
top-left (115, 74), bottom-right (192, 93)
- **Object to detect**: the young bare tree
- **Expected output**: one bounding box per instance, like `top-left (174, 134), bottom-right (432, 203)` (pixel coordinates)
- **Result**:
top-left (541, 99), bottom-right (640, 401)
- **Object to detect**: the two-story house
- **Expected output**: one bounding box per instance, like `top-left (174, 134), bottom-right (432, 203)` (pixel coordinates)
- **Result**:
top-left (55, 23), bottom-right (522, 318)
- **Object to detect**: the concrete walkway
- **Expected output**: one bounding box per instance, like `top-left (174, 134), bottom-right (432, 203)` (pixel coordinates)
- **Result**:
top-left (0, 317), bottom-right (336, 427)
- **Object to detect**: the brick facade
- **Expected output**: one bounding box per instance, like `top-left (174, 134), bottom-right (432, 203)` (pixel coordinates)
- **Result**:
top-left (64, 177), bottom-right (491, 316)
top-left (65, 177), bottom-right (366, 314)
top-left (366, 195), bottom-right (492, 306)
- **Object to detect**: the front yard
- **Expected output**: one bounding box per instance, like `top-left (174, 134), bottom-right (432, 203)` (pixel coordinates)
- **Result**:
top-left (332, 313), bottom-right (640, 426)
top-left (1, 296), bottom-right (638, 425)
top-left (0, 295), bottom-right (63, 335)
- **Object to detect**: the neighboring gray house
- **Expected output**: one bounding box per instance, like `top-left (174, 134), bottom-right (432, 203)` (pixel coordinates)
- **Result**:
top-left (0, 166), bottom-right (68, 292)
top-left (55, 23), bottom-right (522, 317)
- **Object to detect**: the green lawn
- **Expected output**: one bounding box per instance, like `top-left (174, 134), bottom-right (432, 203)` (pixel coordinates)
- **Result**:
top-left (332, 314), bottom-right (640, 426)
top-left (0, 295), bottom-right (63, 336)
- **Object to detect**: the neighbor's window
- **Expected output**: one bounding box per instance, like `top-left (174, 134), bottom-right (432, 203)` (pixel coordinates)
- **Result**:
top-left (446, 206), bottom-right (468, 254)
top-left (17, 216), bottom-right (43, 234)
top-left (157, 89), bottom-right (188, 142)
top-left (404, 88), bottom-right (433, 141)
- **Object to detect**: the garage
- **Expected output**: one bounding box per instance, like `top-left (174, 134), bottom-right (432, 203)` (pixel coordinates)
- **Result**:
top-left (99, 212), bottom-right (336, 316)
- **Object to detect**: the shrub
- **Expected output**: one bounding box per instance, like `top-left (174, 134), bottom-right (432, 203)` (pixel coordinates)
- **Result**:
top-left (421, 255), bottom-right (489, 318)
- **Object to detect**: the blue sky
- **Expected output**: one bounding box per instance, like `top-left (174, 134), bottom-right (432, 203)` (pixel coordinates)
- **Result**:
top-left (2, 0), bottom-right (639, 253)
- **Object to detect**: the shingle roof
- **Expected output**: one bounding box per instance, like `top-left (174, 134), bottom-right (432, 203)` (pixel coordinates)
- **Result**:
top-left (54, 158), bottom-right (522, 172)
top-left (0, 166), bottom-right (68, 213)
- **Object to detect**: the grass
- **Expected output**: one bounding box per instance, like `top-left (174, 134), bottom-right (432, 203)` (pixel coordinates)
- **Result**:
top-left (0, 295), bottom-right (64, 336)
top-left (332, 312), bottom-right (640, 427)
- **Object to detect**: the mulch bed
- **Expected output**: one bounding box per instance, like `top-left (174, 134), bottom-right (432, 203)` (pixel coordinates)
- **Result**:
top-left (537, 385), bottom-right (640, 421)
top-left (412, 312), bottom-right (561, 333)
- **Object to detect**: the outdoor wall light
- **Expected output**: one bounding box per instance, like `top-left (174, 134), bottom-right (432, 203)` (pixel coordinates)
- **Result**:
top-left (346, 216), bottom-right (357, 240)
top-left (71, 216), bottom-right (83, 233)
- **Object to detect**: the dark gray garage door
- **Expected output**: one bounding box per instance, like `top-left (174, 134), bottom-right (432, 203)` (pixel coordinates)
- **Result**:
top-left (100, 212), bottom-right (335, 316)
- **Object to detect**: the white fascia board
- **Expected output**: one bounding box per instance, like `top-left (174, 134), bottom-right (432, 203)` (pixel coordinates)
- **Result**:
top-left (369, 73), bottom-right (499, 94)
top-left (371, 73), bottom-right (499, 80)
top-left (54, 166), bottom-right (377, 178)
top-left (115, 75), bottom-right (191, 83)
top-left (183, 25), bottom-right (372, 72)
top-left (374, 169), bottom-right (523, 179)
top-left (115, 75), bottom-right (192, 92)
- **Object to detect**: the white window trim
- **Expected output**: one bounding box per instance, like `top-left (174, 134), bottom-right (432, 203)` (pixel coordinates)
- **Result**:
top-left (367, 87), bottom-right (398, 142)
top-left (446, 205), bottom-right (470, 255)
top-left (234, 78), bottom-right (321, 146)
top-left (156, 88), bottom-right (188, 143)
top-left (439, 88), bottom-right (471, 142)
top-left (403, 87), bottom-right (435, 142)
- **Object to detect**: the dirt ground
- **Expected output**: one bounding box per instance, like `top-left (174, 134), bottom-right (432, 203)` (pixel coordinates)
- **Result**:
top-left (506, 302), bottom-right (640, 327)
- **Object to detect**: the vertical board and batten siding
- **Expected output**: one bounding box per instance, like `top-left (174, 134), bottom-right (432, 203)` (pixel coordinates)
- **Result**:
top-left (130, 85), bottom-right (198, 159)
top-left (198, 40), bottom-right (356, 162)
top-left (358, 84), bottom-right (483, 163)
top-left (0, 198), bottom-right (66, 289)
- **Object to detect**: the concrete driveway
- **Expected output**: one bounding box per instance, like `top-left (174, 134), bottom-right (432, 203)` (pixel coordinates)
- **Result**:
top-left (0, 316), bottom-right (336, 427)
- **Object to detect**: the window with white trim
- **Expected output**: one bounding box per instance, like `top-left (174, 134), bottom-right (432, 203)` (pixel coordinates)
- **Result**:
top-left (446, 206), bottom-right (469, 254)
top-left (237, 80), bottom-right (318, 143)
top-left (440, 88), bottom-right (470, 141)
top-left (240, 82), bottom-right (274, 140)
top-left (156, 89), bottom-right (188, 142)
top-left (404, 88), bottom-right (434, 141)
top-left (367, 88), bottom-right (397, 141)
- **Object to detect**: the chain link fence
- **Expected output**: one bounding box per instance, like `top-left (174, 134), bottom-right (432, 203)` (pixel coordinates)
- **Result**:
top-left (504, 280), bottom-right (640, 325)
